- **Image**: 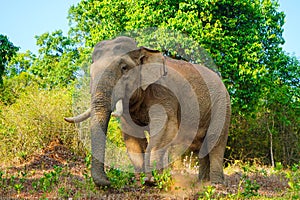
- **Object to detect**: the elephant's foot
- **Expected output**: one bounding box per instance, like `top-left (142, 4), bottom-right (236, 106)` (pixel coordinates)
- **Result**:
top-left (210, 172), bottom-right (225, 185)
top-left (92, 174), bottom-right (111, 187)
top-left (198, 165), bottom-right (210, 182)
top-left (198, 172), bottom-right (210, 182)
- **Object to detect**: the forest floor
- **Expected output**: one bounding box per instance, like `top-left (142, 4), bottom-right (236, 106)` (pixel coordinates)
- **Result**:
top-left (0, 140), bottom-right (297, 199)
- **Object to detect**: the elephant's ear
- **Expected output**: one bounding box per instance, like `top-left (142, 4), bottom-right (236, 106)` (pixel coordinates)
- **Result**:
top-left (130, 47), bottom-right (165, 90)
top-left (126, 46), bottom-right (160, 64)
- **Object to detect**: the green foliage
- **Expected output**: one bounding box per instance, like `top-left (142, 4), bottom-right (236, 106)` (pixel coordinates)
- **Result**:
top-left (107, 117), bottom-right (125, 148)
top-left (241, 179), bottom-right (260, 198)
top-left (139, 172), bottom-right (147, 186)
top-left (152, 167), bottom-right (173, 191)
top-left (0, 34), bottom-right (19, 85)
top-left (58, 187), bottom-right (73, 199)
top-left (274, 162), bottom-right (284, 171)
top-left (0, 51), bottom-right (36, 105)
top-left (201, 185), bottom-right (216, 200)
top-left (14, 183), bottom-right (24, 194)
top-left (286, 162), bottom-right (300, 199)
top-left (236, 167), bottom-right (261, 198)
top-left (0, 30), bottom-right (81, 104)
top-left (5, 50), bottom-right (35, 78)
top-left (32, 165), bottom-right (63, 192)
top-left (30, 30), bottom-right (80, 88)
top-left (0, 71), bottom-right (35, 105)
top-left (106, 167), bottom-right (135, 189)
top-left (0, 169), bottom-right (28, 194)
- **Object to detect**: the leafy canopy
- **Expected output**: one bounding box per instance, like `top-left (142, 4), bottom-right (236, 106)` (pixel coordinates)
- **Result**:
top-left (0, 34), bottom-right (19, 85)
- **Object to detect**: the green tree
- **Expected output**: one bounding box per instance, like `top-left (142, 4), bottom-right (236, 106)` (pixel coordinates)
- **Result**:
top-left (6, 51), bottom-right (35, 77)
top-left (263, 53), bottom-right (299, 165)
top-left (0, 34), bottom-right (19, 85)
top-left (30, 30), bottom-right (79, 88)
top-left (1, 30), bottom-right (80, 103)
top-left (0, 51), bottom-right (36, 104)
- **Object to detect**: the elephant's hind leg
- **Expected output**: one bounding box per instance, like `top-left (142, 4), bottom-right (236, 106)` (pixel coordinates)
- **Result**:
top-left (200, 97), bottom-right (230, 184)
top-left (198, 154), bottom-right (210, 181)
top-left (209, 139), bottom-right (227, 184)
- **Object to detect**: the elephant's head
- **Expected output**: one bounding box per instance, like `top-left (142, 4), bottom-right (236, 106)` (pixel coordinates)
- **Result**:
top-left (105, 47), bottom-right (167, 116)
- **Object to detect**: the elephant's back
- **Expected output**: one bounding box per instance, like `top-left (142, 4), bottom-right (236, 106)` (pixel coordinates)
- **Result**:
top-left (166, 58), bottom-right (212, 114)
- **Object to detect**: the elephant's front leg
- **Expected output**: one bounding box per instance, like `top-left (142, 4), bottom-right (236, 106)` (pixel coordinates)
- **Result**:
top-left (146, 120), bottom-right (178, 171)
top-left (145, 104), bottom-right (178, 172)
top-left (123, 132), bottom-right (148, 172)
top-left (121, 116), bottom-right (148, 173)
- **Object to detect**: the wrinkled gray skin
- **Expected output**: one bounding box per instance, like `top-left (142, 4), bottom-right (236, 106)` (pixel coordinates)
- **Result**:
top-left (65, 36), bottom-right (231, 186)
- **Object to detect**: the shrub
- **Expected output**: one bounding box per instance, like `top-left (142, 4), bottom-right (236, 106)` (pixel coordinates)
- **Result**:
top-left (0, 85), bottom-right (80, 165)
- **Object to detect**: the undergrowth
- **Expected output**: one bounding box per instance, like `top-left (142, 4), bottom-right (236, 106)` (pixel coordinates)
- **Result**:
top-left (0, 154), bottom-right (297, 199)
top-left (0, 85), bottom-right (82, 164)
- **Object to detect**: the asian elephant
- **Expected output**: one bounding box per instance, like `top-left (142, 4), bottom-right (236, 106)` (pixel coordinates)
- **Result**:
top-left (65, 36), bottom-right (231, 186)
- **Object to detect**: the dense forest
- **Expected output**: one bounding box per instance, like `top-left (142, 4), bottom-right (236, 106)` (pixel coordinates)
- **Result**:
top-left (0, 0), bottom-right (299, 198)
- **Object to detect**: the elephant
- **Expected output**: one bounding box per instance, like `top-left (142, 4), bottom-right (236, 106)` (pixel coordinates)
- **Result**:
top-left (65, 36), bottom-right (231, 186)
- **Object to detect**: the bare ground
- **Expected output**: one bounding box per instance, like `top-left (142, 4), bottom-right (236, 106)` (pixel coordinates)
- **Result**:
top-left (0, 140), bottom-right (290, 199)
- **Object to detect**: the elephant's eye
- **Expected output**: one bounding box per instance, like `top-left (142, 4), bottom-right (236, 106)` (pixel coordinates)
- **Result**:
top-left (121, 65), bottom-right (128, 73)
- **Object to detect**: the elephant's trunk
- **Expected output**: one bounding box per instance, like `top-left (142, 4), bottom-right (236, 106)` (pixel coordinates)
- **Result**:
top-left (89, 70), bottom-right (122, 187)
top-left (90, 99), bottom-right (111, 186)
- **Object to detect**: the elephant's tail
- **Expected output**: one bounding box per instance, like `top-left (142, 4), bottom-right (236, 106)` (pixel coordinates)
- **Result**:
top-left (64, 108), bottom-right (91, 123)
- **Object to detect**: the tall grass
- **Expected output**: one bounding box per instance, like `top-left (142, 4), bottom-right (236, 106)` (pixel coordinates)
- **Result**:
top-left (0, 85), bottom-right (80, 165)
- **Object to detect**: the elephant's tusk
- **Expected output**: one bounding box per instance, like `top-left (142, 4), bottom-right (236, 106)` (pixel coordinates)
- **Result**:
top-left (64, 108), bottom-right (91, 123)
top-left (111, 99), bottom-right (123, 117)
